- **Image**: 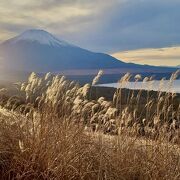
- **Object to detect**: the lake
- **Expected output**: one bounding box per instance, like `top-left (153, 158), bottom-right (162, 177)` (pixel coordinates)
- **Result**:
top-left (97, 80), bottom-right (180, 94)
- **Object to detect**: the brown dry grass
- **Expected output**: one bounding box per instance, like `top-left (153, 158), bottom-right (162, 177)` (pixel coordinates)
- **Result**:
top-left (0, 110), bottom-right (179, 180)
top-left (0, 71), bottom-right (179, 179)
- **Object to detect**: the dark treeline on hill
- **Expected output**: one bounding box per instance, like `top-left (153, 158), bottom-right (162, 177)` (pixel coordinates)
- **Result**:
top-left (90, 86), bottom-right (180, 125)
top-left (90, 86), bottom-right (180, 104)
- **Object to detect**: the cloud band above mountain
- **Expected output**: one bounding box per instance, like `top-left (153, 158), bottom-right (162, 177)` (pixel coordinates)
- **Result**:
top-left (112, 46), bottom-right (180, 66)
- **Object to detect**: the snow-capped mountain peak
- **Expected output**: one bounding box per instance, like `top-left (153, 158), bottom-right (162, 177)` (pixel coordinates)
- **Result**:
top-left (10, 29), bottom-right (70, 47)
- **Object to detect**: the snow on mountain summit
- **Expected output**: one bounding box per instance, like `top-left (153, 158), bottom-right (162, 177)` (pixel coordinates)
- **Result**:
top-left (10, 29), bottom-right (71, 47)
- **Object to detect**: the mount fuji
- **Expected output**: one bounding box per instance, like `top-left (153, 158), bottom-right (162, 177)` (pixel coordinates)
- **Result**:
top-left (0, 29), bottom-right (178, 82)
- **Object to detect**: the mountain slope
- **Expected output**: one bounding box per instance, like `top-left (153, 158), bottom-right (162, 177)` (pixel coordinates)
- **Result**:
top-left (0, 29), bottom-right (128, 72)
top-left (0, 29), bottom-right (178, 82)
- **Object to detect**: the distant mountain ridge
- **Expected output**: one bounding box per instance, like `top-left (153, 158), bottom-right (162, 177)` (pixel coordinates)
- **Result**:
top-left (0, 29), bottom-right (178, 82)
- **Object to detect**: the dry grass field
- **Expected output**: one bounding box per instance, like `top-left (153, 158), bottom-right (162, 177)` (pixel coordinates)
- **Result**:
top-left (0, 71), bottom-right (179, 179)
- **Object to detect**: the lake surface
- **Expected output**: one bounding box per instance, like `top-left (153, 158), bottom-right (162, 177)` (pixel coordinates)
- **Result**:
top-left (97, 80), bottom-right (180, 93)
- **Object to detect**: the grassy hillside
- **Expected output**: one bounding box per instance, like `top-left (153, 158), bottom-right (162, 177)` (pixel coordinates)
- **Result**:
top-left (0, 71), bottom-right (179, 179)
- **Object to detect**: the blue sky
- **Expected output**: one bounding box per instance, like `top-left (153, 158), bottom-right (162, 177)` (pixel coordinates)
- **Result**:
top-left (0, 0), bottom-right (180, 66)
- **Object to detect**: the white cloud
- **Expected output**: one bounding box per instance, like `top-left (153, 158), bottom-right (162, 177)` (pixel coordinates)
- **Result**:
top-left (112, 46), bottom-right (180, 66)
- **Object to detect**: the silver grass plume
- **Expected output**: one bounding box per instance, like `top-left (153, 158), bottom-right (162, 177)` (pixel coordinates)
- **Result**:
top-left (92, 70), bottom-right (104, 85)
